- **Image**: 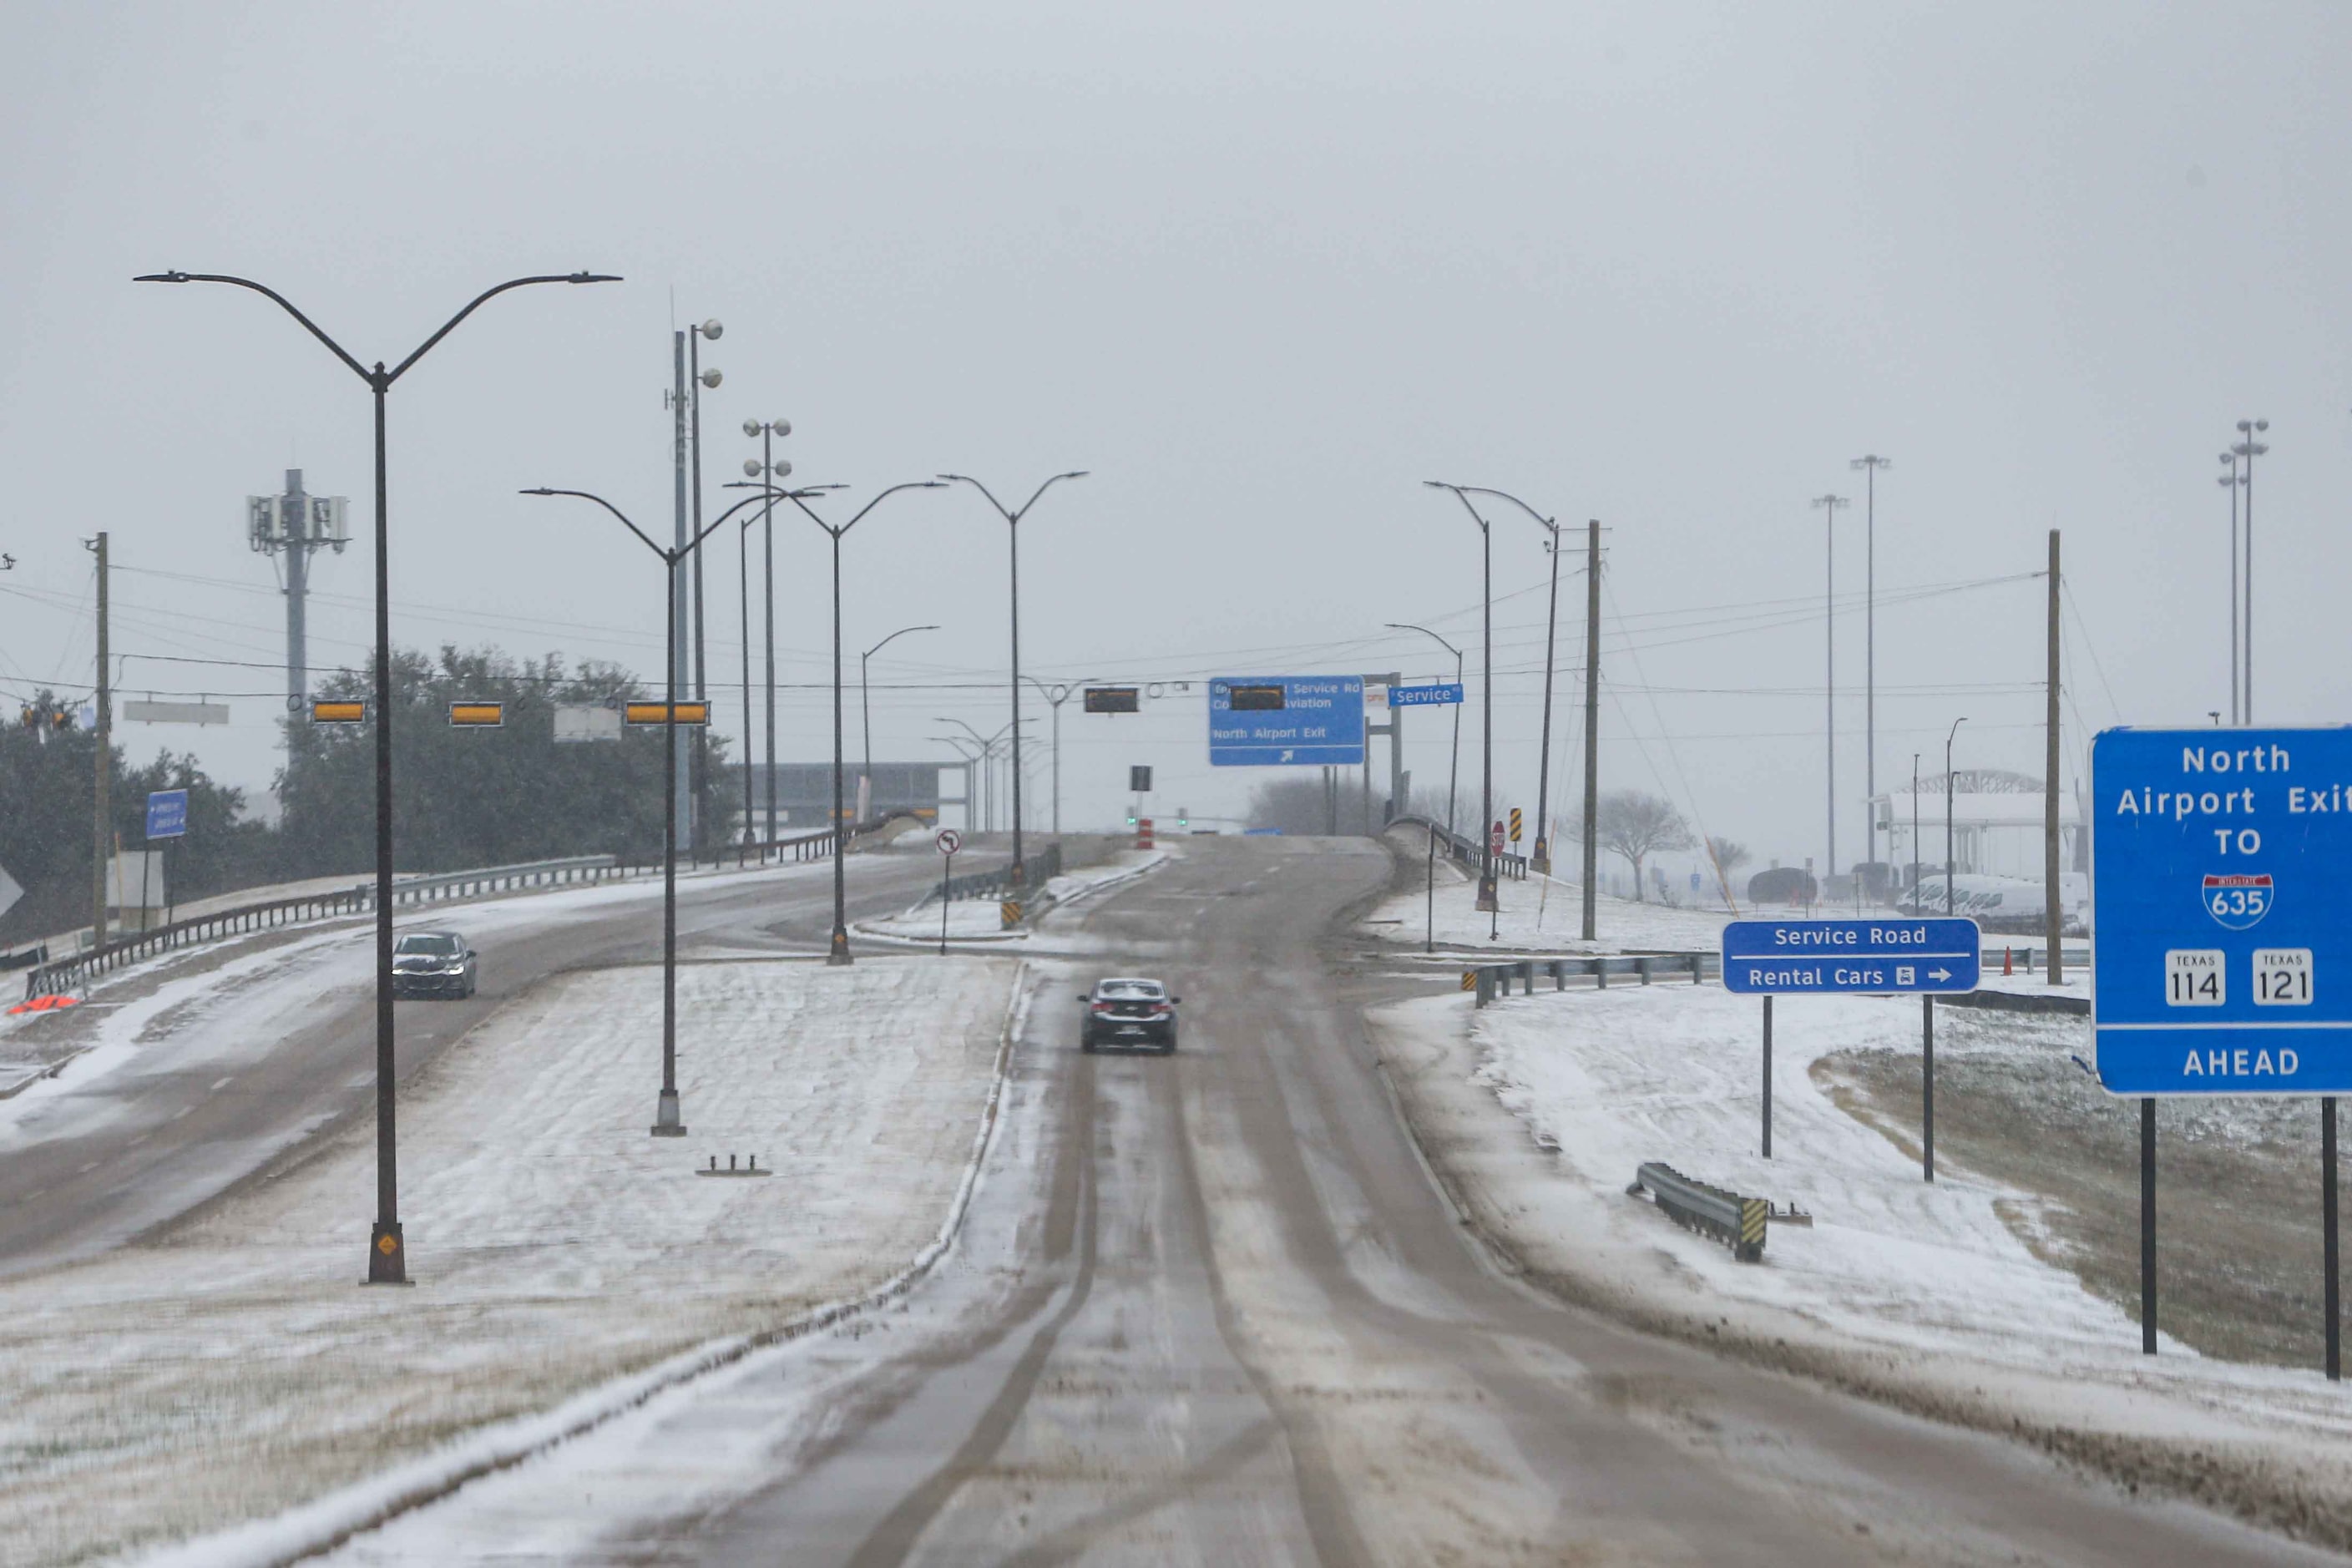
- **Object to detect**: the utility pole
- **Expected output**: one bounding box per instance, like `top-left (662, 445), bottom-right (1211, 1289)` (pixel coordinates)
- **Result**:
top-left (1851, 457), bottom-right (1890, 890)
top-left (1581, 520), bottom-right (1601, 942)
top-left (1812, 495), bottom-right (1850, 889)
top-left (2046, 531), bottom-right (2064, 984)
top-left (89, 531), bottom-right (110, 947)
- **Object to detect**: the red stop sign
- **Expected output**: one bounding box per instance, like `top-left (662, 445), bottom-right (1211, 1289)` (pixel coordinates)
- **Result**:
top-left (1490, 822), bottom-right (1505, 853)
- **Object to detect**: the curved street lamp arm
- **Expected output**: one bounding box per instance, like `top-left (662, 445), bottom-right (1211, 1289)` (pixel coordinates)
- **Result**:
top-left (388, 272), bottom-right (620, 384)
top-left (1015, 470), bottom-right (1089, 519)
top-left (783, 479), bottom-right (944, 538)
top-left (863, 624), bottom-right (940, 661)
top-left (519, 488), bottom-right (669, 559)
top-left (1455, 484), bottom-right (1555, 534)
top-left (133, 271), bottom-right (372, 382)
top-left (695, 488), bottom-right (784, 553)
top-left (1385, 620), bottom-right (1462, 662)
top-left (1423, 479), bottom-right (1491, 534)
top-left (937, 473), bottom-right (1012, 519)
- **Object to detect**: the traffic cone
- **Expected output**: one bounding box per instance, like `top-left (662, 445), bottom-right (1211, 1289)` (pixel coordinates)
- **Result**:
top-left (1137, 817), bottom-right (1155, 851)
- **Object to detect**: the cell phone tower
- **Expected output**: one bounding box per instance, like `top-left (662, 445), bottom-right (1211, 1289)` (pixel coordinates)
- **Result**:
top-left (247, 469), bottom-right (349, 720)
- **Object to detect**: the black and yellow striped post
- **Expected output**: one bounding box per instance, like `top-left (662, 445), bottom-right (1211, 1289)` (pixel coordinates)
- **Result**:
top-left (1508, 807), bottom-right (1522, 844)
top-left (1737, 1197), bottom-right (1769, 1262)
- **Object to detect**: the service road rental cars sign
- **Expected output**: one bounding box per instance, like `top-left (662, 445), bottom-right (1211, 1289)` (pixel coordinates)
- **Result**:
top-left (1721, 918), bottom-right (1981, 994)
top-left (2092, 726), bottom-right (2352, 1095)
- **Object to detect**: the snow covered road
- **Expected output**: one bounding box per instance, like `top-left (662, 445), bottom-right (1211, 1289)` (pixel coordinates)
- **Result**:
top-left (211, 834), bottom-right (2346, 1567)
top-left (0, 847), bottom-right (984, 1278)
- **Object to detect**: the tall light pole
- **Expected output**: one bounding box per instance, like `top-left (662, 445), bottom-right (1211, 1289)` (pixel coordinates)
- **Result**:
top-left (1425, 482), bottom-right (1499, 931)
top-left (769, 482), bottom-right (946, 964)
top-left (2233, 419), bottom-right (2269, 721)
top-left (937, 472), bottom-right (1087, 888)
top-left (1945, 716), bottom-right (1967, 915)
top-left (863, 624), bottom-right (940, 802)
top-left (2218, 452), bottom-right (2243, 726)
top-left (1910, 753), bottom-right (1922, 914)
top-left (685, 321), bottom-right (723, 847)
top-left (1021, 675), bottom-right (1099, 835)
top-left (1389, 622), bottom-right (1462, 954)
top-left (524, 486), bottom-right (784, 1137)
top-left (137, 266), bottom-right (620, 1285)
top-left (1449, 486), bottom-right (1561, 876)
top-left (1812, 494), bottom-right (1851, 886)
top-left (1850, 456), bottom-right (1890, 892)
top-left (741, 421), bottom-right (798, 844)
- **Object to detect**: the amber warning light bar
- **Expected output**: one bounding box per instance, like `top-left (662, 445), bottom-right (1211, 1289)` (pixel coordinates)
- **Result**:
top-left (625, 701), bottom-right (710, 726)
top-left (310, 700), bottom-right (367, 724)
top-left (448, 702), bottom-right (505, 728)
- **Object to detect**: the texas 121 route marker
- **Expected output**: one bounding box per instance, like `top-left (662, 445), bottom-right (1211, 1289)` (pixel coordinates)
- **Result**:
top-left (1719, 916), bottom-right (1981, 1171)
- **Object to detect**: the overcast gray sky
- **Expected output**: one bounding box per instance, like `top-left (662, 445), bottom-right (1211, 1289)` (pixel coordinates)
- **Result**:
top-left (4, 2), bottom-right (2348, 872)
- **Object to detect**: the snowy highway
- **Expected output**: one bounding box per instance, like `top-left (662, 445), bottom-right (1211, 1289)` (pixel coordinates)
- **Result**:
top-left (304, 837), bottom-right (2339, 1567)
top-left (0, 846), bottom-right (992, 1281)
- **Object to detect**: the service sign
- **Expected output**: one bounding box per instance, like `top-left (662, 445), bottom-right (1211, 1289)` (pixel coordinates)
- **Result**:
top-left (1206, 675), bottom-right (1365, 766)
top-left (2092, 726), bottom-right (2352, 1095)
top-left (1721, 918), bottom-right (1982, 995)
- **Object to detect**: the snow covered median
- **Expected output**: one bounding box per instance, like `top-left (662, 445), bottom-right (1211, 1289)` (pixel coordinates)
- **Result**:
top-left (1371, 981), bottom-right (2352, 1547)
top-left (0, 956), bottom-right (1018, 1567)
top-left (857, 847), bottom-right (1168, 943)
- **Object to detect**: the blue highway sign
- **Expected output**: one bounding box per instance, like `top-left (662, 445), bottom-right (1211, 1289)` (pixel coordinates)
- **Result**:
top-left (1721, 918), bottom-right (1982, 995)
top-left (145, 788), bottom-right (189, 841)
top-left (1208, 676), bottom-right (1366, 766)
top-left (1388, 682), bottom-right (1464, 707)
top-left (2092, 726), bottom-right (2352, 1095)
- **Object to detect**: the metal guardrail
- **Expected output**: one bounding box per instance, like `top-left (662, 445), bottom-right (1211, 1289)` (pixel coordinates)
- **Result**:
top-left (1464, 951), bottom-right (1712, 1006)
top-left (1631, 1161), bottom-right (1769, 1262)
top-left (928, 842), bottom-right (1063, 906)
top-left (23, 831), bottom-right (844, 1000)
top-left (1390, 812), bottom-right (1530, 882)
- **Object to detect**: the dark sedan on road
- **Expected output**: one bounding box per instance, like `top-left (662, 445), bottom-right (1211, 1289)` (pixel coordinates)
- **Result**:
top-left (1080, 977), bottom-right (1180, 1053)
top-left (392, 931), bottom-right (478, 999)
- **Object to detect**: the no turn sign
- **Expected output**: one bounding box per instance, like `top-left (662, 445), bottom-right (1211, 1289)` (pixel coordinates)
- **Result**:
top-left (936, 828), bottom-right (963, 856)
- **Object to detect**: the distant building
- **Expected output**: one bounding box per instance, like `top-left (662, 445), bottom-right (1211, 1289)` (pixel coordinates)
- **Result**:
top-left (1871, 769), bottom-right (2084, 882)
top-left (737, 762), bottom-right (946, 829)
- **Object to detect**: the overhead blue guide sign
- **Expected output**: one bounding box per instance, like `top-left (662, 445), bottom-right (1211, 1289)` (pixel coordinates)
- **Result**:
top-left (1208, 676), bottom-right (1365, 766)
top-left (2092, 726), bottom-right (2352, 1095)
top-left (1388, 682), bottom-right (1464, 707)
top-left (1721, 918), bottom-right (1981, 995)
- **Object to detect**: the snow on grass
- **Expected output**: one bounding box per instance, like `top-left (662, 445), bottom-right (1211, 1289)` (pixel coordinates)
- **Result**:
top-left (0, 955), bottom-right (1015, 1568)
top-left (1372, 979), bottom-right (2352, 1525)
top-left (1362, 839), bottom-right (1732, 953)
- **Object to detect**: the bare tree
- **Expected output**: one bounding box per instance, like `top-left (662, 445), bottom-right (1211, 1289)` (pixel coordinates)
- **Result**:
top-left (1595, 790), bottom-right (1692, 903)
top-left (1706, 836), bottom-right (1753, 888)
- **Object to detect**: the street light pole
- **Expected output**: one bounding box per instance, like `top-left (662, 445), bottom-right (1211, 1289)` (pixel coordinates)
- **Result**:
top-left (2219, 452), bottom-right (2243, 726)
top-left (771, 482), bottom-right (947, 964)
top-left (742, 420), bottom-right (797, 844)
top-left (686, 321), bottom-right (723, 847)
top-left (1850, 457), bottom-right (1890, 892)
top-left (862, 624), bottom-right (941, 803)
top-left (1945, 716), bottom-right (1967, 916)
top-left (524, 486), bottom-right (784, 1137)
top-left (2233, 419), bottom-right (2269, 722)
top-left (1812, 495), bottom-right (1850, 888)
top-left (1021, 675), bottom-right (1099, 835)
top-left (938, 473), bottom-right (1087, 889)
top-left (138, 267), bottom-right (618, 1286)
top-left (1448, 487), bottom-right (1561, 877)
top-left (1389, 623), bottom-right (1462, 954)
top-left (1425, 482), bottom-right (1499, 935)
